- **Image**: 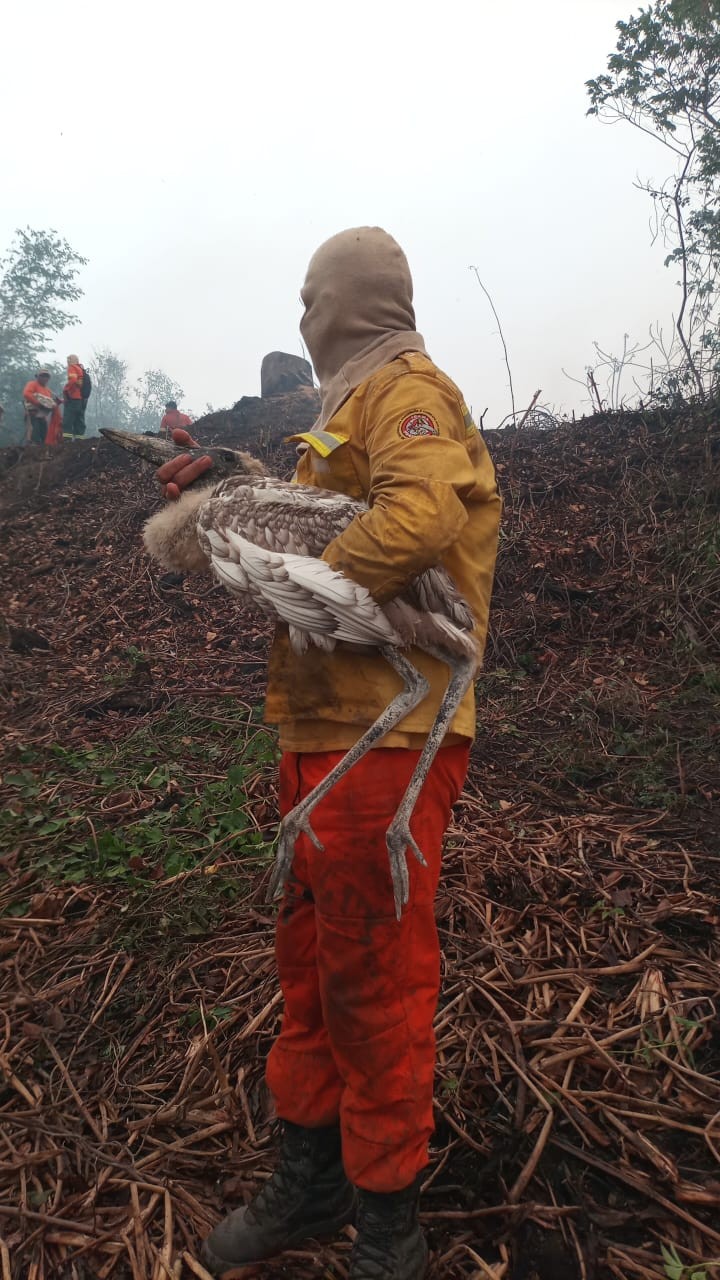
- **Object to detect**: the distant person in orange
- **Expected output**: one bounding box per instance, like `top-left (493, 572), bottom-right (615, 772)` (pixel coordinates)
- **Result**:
top-left (23, 368), bottom-right (59, 445)
top-left (63, 354), bottom-right (89, 440)
top-left (160, 400), bottom-right (193, 438)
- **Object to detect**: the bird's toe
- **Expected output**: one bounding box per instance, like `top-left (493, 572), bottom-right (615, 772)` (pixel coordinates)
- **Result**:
top-left (386, 819), bottom-right (426, 868)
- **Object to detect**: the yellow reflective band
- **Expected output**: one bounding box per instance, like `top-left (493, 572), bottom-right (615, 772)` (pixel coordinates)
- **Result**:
top-left (285, 427), bottom-right (348, 458)
top-left (461, 403), bottom-right (477, 437)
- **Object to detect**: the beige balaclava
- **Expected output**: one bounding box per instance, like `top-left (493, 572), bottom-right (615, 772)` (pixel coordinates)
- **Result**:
top-left (300, 227), bottom-right (428, 430)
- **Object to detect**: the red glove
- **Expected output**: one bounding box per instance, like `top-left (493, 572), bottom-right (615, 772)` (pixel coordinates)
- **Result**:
top-left (156, 428), bottom-right (213, 500)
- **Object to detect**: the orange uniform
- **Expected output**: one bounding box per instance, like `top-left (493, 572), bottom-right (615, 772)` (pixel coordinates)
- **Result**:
top-left (23, 380), bottom-right (55, 411)
top-left (160, 409), bottom-right (192, 437)
top-left (267, 741), bottom-right (469, 1190)
top-left (64, 363), bottom-right (84, 400)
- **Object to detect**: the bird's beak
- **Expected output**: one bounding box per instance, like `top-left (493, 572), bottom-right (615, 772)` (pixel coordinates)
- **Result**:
top-left (100, 426), bottom-right (267, 482)
top-left (100, 428), bottom-right (185, 467)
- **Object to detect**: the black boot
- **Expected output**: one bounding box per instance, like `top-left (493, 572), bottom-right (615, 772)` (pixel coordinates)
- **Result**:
top-left (201, 1121), bottom-right (355, 1275)
top-left (349, 1177), bottom-right (428, 1279)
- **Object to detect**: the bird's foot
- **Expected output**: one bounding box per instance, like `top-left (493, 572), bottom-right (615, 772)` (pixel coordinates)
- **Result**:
top-left (268, 806), bottom-right (325, 901)
top-left (385, 818), bottom-right (427, 920)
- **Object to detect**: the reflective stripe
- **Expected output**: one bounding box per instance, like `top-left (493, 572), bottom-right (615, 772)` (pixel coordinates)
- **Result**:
top-left (461, 402), bottom-right (477, 437)
top-left (285, 426), bottom-right (348, 458)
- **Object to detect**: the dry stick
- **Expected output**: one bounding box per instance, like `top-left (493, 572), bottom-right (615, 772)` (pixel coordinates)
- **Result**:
top-left (162, 1190), bottom-right (174, 1277)
top-left (129, 1183), bottom-right (147, 1276)
top-left (517, 390), bottom-right (542, 430)
top-left (76, 955), bottom-right (134, 1047)
top-left (44, 1040), bottom-right (105, 1145)
top-left (603, 1110), bottom-right (679, 1184)
top-left (119, 1240), bottom-right (143, 1280)
top-left (537, 1020), bottom-right (659, 1071)
top-left (0, 1051), bottom-right (38, 1107)
top-left (181, 1254), bottom-right (215, 1280)
top-left (511, 939), bottom-right (660, 985)
top-left (0, 1206), bottom-right (103, 1234)
top-left (96, 1243), bottom-right (126, 1280)
top-left (567, 1218), bottom-right (589, 1280)
top-left (587, 368), bottom-right (604, 413)
top-left (473, 981), bottom-right (528, 1126)
top-left (705, 1109), bottom-right (720, 1165)
top-left (149, 1241), bottom-right (175, 1280)
top-left (462, 1244), bottom-right (507, 1278)
top-left (469, 266), bottom-right (516, 423)
top-left (0, 1239), bottom-right (10, 1280)
top-left (508, 1108), bottom-right (555, 1205)
top-left (551, 1137), bottom-right (720, 1247)
top-left (421, 1203), bottom-right (580, 1223)
top-left (135, 1122), bottom-right (234, 1171)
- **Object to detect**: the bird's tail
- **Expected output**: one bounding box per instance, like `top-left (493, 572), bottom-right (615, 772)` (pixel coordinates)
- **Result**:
top-left (419, 612), bottom-right (480, 666)
top-left (384, 600), bottom-right (479, 667)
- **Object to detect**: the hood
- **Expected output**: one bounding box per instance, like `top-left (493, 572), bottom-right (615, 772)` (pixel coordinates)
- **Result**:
top-left (300, 227), bottom-right (427, 429)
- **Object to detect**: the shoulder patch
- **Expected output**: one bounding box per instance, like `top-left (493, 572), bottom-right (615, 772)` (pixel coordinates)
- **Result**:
top-left (398, 411), bottom-right (439, 440)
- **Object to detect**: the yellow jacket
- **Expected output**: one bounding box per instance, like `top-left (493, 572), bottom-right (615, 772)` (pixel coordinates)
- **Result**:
top-left (264, 352), bottom-right (501, 752)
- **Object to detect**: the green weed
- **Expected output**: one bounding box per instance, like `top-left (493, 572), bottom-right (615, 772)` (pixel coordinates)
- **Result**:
top-left (0, 702), bottom-right (278, 907)
top-left (661, 1240), bottom-right (720, 1280)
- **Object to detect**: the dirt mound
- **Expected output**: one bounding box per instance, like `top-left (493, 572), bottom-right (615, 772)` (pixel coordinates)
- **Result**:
top-left (192, 387), bottom-right (320, 455)
top-left (0, 401), bottom-right (719, 1278)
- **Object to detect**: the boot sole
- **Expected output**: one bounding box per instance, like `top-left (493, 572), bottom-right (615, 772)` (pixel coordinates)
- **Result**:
top-left (200, 1203), bottom-right (356, 1276)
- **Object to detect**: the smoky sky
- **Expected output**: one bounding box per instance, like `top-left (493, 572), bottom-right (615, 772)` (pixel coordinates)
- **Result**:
top-left (1, 0), bottom-right (679, 425)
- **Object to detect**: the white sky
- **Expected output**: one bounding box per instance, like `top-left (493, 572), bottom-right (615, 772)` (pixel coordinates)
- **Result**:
top-left (1, 0), bottom-right (679, 425)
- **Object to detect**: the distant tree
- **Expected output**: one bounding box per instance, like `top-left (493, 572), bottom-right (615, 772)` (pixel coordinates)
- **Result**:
top-left (0, 228), bottom-right (87, 442)
top-left (85, 348), bottom-right (132, 436)
top-left (587, 0), bottom-right (720, 397)
top-left (84, 353), bottom-right (188, 437)
top-left (130, 368), bottom-right (185, 434)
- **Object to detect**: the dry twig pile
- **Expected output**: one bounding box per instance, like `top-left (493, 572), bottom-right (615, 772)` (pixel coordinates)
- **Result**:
top-left (0, 404), bottom-right (718, 1278)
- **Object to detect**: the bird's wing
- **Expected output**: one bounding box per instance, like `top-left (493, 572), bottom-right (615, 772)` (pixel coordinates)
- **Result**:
top-left (206, 477), bottom-right (364, 557)
top-left (404, 565), bottom-right (475, 632)
top-left (204, 525), bottom-right (400, 648)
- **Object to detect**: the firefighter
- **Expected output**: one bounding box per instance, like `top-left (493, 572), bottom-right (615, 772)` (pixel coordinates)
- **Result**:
top-left (160, 400), bottom-right (193, 438)
top-left (157, 228), bottom-right (501, 1279)
top-left (23, 368), bottom-right (58, 445)
top-left (63, 355), bottom-right (88, 440)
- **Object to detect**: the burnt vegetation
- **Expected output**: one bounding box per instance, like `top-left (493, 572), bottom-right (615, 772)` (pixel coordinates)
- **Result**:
top-left (0, 400), bottom-right (719, 1278)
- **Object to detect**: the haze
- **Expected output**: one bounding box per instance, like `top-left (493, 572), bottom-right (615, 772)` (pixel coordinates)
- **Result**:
top-left (1, 0), bottom-right (678, 425)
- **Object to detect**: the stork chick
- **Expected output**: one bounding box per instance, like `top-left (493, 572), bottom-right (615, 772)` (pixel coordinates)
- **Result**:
top-left (144, 474), bottom-right (478, 917)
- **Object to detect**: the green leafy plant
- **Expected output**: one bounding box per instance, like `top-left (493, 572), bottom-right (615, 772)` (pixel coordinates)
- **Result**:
top-left (661, 1240), bottom-right (720, 1279)
top-left (1, 703), bottom-right (277, 896)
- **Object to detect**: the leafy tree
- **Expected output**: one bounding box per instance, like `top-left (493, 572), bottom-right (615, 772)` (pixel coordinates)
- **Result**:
top-left (85, 349), bottom-right (132, 436)
top-left (0, 228), bottom-right (87, 442)
top-left (130, 368), bottom-right (185, 434)
top-left (84, 352), bottom-right (187, 437)
top-left (587, 0), bottom-right (720, 398)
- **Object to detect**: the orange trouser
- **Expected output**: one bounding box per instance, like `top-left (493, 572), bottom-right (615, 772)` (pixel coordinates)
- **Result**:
top-left (266, 742), bottom-right (469, 1192)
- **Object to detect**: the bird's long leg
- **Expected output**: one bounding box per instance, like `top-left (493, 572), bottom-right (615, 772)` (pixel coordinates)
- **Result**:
top-left (269, 648), bottom-right (431, 900)
top-left (385, 648), bottom-right (477, 919)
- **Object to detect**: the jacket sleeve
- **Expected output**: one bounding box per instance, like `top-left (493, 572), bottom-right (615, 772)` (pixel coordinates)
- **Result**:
top-left (322, 371), bottom-right (476, 603)
top-left (23, 382), bottom-right (40, 407)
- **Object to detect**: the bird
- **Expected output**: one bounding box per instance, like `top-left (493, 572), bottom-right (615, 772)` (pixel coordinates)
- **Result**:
top-left (141, 469), bottom-right (479, 918)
